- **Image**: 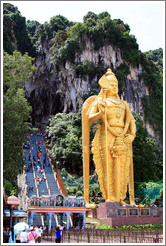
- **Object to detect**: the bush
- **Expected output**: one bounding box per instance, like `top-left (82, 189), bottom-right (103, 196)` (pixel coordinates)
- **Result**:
top-left (56, 39), bottom-right (81, 64)
top-left (113, 63), bottom-right (130, 94)
top-left (75, 60), bottom-right (106, 80)
top-left (99, 223), bottom-right (163, 229)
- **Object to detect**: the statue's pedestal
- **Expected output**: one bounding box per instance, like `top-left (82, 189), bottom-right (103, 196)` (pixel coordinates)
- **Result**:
top-left (87, 202), bottom-right (163, 227)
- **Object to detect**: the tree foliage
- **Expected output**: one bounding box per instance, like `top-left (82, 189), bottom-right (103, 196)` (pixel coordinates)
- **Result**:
top-left (3, 3), bottom-right (36, 57)
top-left (113, 63), bottom-right (130, 94)
top-left (140, 53), bottom-right (163, 140)
top-left (144, 48), bottom-right (163, 73)
top-left (26, 20), bottom-right (40, 38)
top-left (46, 112), bottom-right (82, 176)
top-left (50, 15), bottom-right (70, 33)
top-left (133, 114), bottom-right (162, 182)
top-left (3, 51), bottom-right (36, 186)
top-left (75, 60), bottom-right (106, 80)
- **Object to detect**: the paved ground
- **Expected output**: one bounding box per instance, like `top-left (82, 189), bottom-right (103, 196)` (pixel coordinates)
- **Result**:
top-left (41, 240), bottom-right (54, 243)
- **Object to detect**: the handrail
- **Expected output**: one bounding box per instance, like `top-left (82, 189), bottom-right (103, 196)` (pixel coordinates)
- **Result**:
top-left (30, 147), bottom-right (39, 196)
top-left (22, 146), bottom-right (28, 197)
top-left (42, 136), bottom-right (60, 191)
top-left (23, 166), bottom-right (28, 210)
top-left (42, 136), bottom-right (68, 196)
top-left (29, 141), bottom-right (39, 197)
top-left (56, 170), bottom-right (68, 197)
top-left (35, 135), bottom-right (51, 196)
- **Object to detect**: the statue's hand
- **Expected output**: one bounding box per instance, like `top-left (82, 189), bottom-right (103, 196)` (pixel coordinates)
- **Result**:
top-left (124, 134), bottom-right (134, 143)
top-left (98, 101), bottom-right (107, 113)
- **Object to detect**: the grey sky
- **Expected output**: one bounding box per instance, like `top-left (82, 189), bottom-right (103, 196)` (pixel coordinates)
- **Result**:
top-left (2, 1), bottom-right (165, 52)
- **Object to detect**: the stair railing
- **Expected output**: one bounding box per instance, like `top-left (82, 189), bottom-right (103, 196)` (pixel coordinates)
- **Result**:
top-left (29, 138), bottom-right (39, 197)
top-left (23, 165), bottom-right (29, 210)
top-left (56, 170), bottom-right (68, 197)
top-left (55, 214), bottom-right (59, 227)
top-left (22, 147), bottom-right (28, 197)
top-left (42, 136), bottom-right (63, 194)
top-left (35, 135), bottom-right (51, 196)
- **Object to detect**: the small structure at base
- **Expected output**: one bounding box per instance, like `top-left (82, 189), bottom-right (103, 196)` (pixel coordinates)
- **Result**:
top-left (88, 202), bottom-right (163, 227)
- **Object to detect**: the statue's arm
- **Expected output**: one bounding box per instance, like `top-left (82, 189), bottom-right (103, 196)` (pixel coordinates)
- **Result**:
top-left (88, 100), bottom-right (103, 124)
top-left (130, 118), bottom-right (136, 138)
top-left (124, 102), bottom-right (136, 143)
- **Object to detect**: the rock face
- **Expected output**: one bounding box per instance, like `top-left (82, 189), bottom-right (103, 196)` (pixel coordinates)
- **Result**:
top-left (25, 37), bottom-right (156, 139)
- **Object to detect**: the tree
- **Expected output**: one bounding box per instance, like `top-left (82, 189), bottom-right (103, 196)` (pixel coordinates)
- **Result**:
top-left (51, 30), bottom-right (68, 49)
top-left (98, 11), bottom-right (111, 20)
top-left (133, 114), bottom-right (162, 182)
top-left (26, 20), bottom-right (40, 38)
top-left (3, 51), bottom-right (36, 186)
top-left (49, 15), bottom-right (70, 32)
top-left (83, 11), bottom-right (98, 22)
top-left (144, 48), bottom-right (163, 73)
top-left (3, 3), bottom-right (36, 57)
top-left (46, 112), bottom-right (83, 176)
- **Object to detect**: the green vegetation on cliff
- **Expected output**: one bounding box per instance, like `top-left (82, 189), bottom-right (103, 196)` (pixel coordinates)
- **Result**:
top-left (3, 3), bottom-right (36, 56)
top-left (144, 48), bottom-right (163, 73)
top-left (140, 53), bottom-right (163, 139)
top-left (50, 11), bottom-right (140, 67)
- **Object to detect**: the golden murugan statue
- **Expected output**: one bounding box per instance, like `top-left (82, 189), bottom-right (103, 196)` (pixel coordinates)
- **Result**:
top-left (82, 68), bottom-right (138, 208)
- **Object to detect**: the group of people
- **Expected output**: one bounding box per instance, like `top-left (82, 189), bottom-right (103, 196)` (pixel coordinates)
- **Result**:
top-left (28, 185), bottom-right (34, 192)
top-left (3, 227), bottom-right (13, 243)
top-left (27, 195), bottom-right (85, 207)
top-left (23, 141), bottom-right (30, 149)
top-left (24, 225), bottom-right (43, 244)
top-left (3, 225), bottom-right (44, 244)
top-left (35, 173), bottom-right (46, 186)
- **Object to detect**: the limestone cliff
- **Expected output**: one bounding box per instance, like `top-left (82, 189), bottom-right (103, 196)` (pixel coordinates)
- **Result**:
top-left (25, 37), bottom-right (158, 141)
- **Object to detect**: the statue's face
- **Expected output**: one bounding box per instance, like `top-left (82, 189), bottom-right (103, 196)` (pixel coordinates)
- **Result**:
top-left (109, 81), bottom-right (118, 95)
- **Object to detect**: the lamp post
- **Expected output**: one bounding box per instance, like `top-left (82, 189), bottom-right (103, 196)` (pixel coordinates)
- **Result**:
top-left (7, 195), bottom-right (19, 228)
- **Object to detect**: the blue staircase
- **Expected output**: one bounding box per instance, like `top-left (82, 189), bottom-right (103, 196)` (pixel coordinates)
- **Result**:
top-left (25, 131), bottom-right (60, 200)
top-left (24, 130), bottom-right (68, 228)
top-left (30, 134), bottom-right (49, 197)
top-left (24, 147), bottom-right (37, 197)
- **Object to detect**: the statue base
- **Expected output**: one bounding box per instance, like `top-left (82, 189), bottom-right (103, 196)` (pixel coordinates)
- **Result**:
top-left (87, 202), bottom-right (163, 227)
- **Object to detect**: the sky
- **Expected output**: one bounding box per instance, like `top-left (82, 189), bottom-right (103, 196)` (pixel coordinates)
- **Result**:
top-left (2, 1), bottom-right (165, 52)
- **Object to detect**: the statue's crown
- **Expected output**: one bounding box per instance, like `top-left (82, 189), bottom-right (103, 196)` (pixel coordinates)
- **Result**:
top-left (105, 68), bottom-right (118, 83)
top-left (99, 68), bottom-right (118, 89)
top-left (105, 68), bottom-right (115, 77)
